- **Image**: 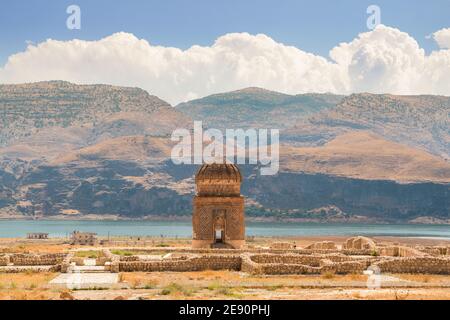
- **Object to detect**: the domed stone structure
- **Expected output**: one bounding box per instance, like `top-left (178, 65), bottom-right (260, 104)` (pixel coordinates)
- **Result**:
top-left (192, 163), bottom-right (245, 249)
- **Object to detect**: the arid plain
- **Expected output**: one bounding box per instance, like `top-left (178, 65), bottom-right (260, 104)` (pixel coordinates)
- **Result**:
top-left (1, 236), bottom-right (450, 300)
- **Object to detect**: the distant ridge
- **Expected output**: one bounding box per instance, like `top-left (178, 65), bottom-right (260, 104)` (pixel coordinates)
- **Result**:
top-left (0, 80), bottom-right (190, 148)
top-left (176, 87), bottom-right (343, 129)
top-left (0, 81), bottom-right (449, 221)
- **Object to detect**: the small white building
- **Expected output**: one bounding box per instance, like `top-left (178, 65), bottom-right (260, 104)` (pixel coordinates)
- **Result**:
top-left (27, 233), bottom-right (49, 240)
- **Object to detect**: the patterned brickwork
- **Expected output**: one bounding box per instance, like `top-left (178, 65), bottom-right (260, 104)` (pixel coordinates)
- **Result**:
top-left (192, 164), bottom-right (245, 248)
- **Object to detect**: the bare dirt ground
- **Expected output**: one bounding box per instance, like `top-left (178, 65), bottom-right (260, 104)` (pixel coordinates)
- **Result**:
top-left (1, 236), bottom-right (450, 300)
top-left (70, 270), bottom-right (450, 300)
top-left (2, 269), bottom-right (450, 300)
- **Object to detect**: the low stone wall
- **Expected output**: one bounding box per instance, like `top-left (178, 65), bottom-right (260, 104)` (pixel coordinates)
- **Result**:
top-left (70, 257), bottom-right (85, 266)
top-left (119, 254), bottom-right (241, 272)
top-left (341, 249), bottom-right (375, 256)
top-left (9, 253), bottom-right (66, 266)
top-left (250, 254), bottom-right (323, 267)
top-left (241, 254), bottom-right (261, 274)
top-left (343, 236), bottom-right (376, 250)
top-left (417, 246), bottom-right (450, 256)
top-left (322, 261), bottom-right (369, 274)
top-left (0, 265), bottom-right (60, 273)
top-left (119, 256), bottom-right (140, 262)
top-left (60, 253), bottom-right (74, 273)
top-left (304, 241), bottom-right (337, 250)
top-left (96, 257), bottom-right (109, 266)
top-left (113, 250), bottom-right (382, 275)
top-left (380, 246), bottom-right (426, 258)
top-left (270, 242), bottom-right (296, 250)
top-left (102, 246), bottom-right (381, 257)
top-left (241, 253), bottom-right (373, 275)
top-left (103, 247), bottom-right (344, 255)
top-left (0, 255), bottom-right (10, 266)
top-left (374, 257), bottom-right (450, 274)
top-left (259, 263), bottom-right (321, 275)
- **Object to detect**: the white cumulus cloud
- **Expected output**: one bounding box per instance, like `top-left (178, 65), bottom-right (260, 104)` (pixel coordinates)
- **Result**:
top-left (433, 27), bottom-right (450, 49)
top-left (0, 25), bottom-right (450, 104)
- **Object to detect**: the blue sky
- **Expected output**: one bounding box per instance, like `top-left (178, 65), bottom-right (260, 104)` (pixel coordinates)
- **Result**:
top-left (1, 0), bottom-right (449, 65)
top-left (1, 0), bottom-right (449, 103)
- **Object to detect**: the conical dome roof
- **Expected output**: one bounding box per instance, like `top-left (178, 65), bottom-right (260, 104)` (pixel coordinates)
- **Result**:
top-left (195, 163), bottom-right (242, 196)
top-left (195, 163), bottom-right (242, 183)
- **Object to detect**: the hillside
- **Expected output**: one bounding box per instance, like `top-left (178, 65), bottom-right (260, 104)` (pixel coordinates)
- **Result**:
top-left (0, 82), bottom-right (449, 222)
top-left (176, 87), bottom-right (343, 129)
top-left (285, 93), bottom-right (450, 158)
top-left (52, 135), bottom-right (173, 164)
top-left (281, 131), bottom-right (450, 183)
top-left (0, 81), bottom-right (189, 148)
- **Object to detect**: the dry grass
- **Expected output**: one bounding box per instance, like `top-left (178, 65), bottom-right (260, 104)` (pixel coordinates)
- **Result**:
top-left (0, 290), bottom-right (61, 300)
top-left (119, 270), bottom-right (375, 294)
top-left (1, 270), bottom-right (448, 300)
top-left (344, 289), bottom-right (450, 300)
top-left (74, 250), bottom-right (104, 258)
top-left (0, 272), bottom-right (56, 289)
top-left (0, 272), bottom-right (61, 300)
top-left (160, 283), bottom-right (194, 297)
top-left (321, 272), bottom-right (335, 279)
top-left (120, 273), bottom-right (160, 289)
top-left (0, 243), bottom-right (70, 254)
top-left (395, 274), bottom-right (450, 284)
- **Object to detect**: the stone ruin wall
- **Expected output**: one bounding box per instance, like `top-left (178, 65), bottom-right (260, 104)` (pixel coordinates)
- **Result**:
top-left (118, 254), bottom-right (242, 272)
top-left (114, 252), bottom-right (367, 275)
top-left (1, 253), bottom-right (66, 266)
top-left (374, 257), bottom-right (450, 274)
top-left (100, 247), bottom-right (372, 256)
top-left (60, 253), bottom-right (74, 273)
top-left (0, 253), bottom-right (63, 272)
top-left (241, 253), bottom-right (374, 275)
top-left (0, 255), bottom-right (10, 266)
top-left (379, 246), bottom-right (427, 258)
top-left (2, 237), bottom-right (450, 275)
top-left (0, 265), bottom-right (60, 273)
top-left (417, 246), bottom-right (450, 256)
top-left (114, 247), bottom-right (450, 275)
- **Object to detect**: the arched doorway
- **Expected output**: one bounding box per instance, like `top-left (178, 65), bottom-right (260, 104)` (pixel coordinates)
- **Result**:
top-left (213, 212), bottom-right (226, 244)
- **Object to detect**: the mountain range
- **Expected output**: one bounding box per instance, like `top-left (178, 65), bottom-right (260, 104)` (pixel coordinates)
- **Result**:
top-left (0, 81), bottom-right (449, 223)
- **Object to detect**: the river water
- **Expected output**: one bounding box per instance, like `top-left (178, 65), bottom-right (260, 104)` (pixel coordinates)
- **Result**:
top-left (0, 220), bottom-right (449, 239)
